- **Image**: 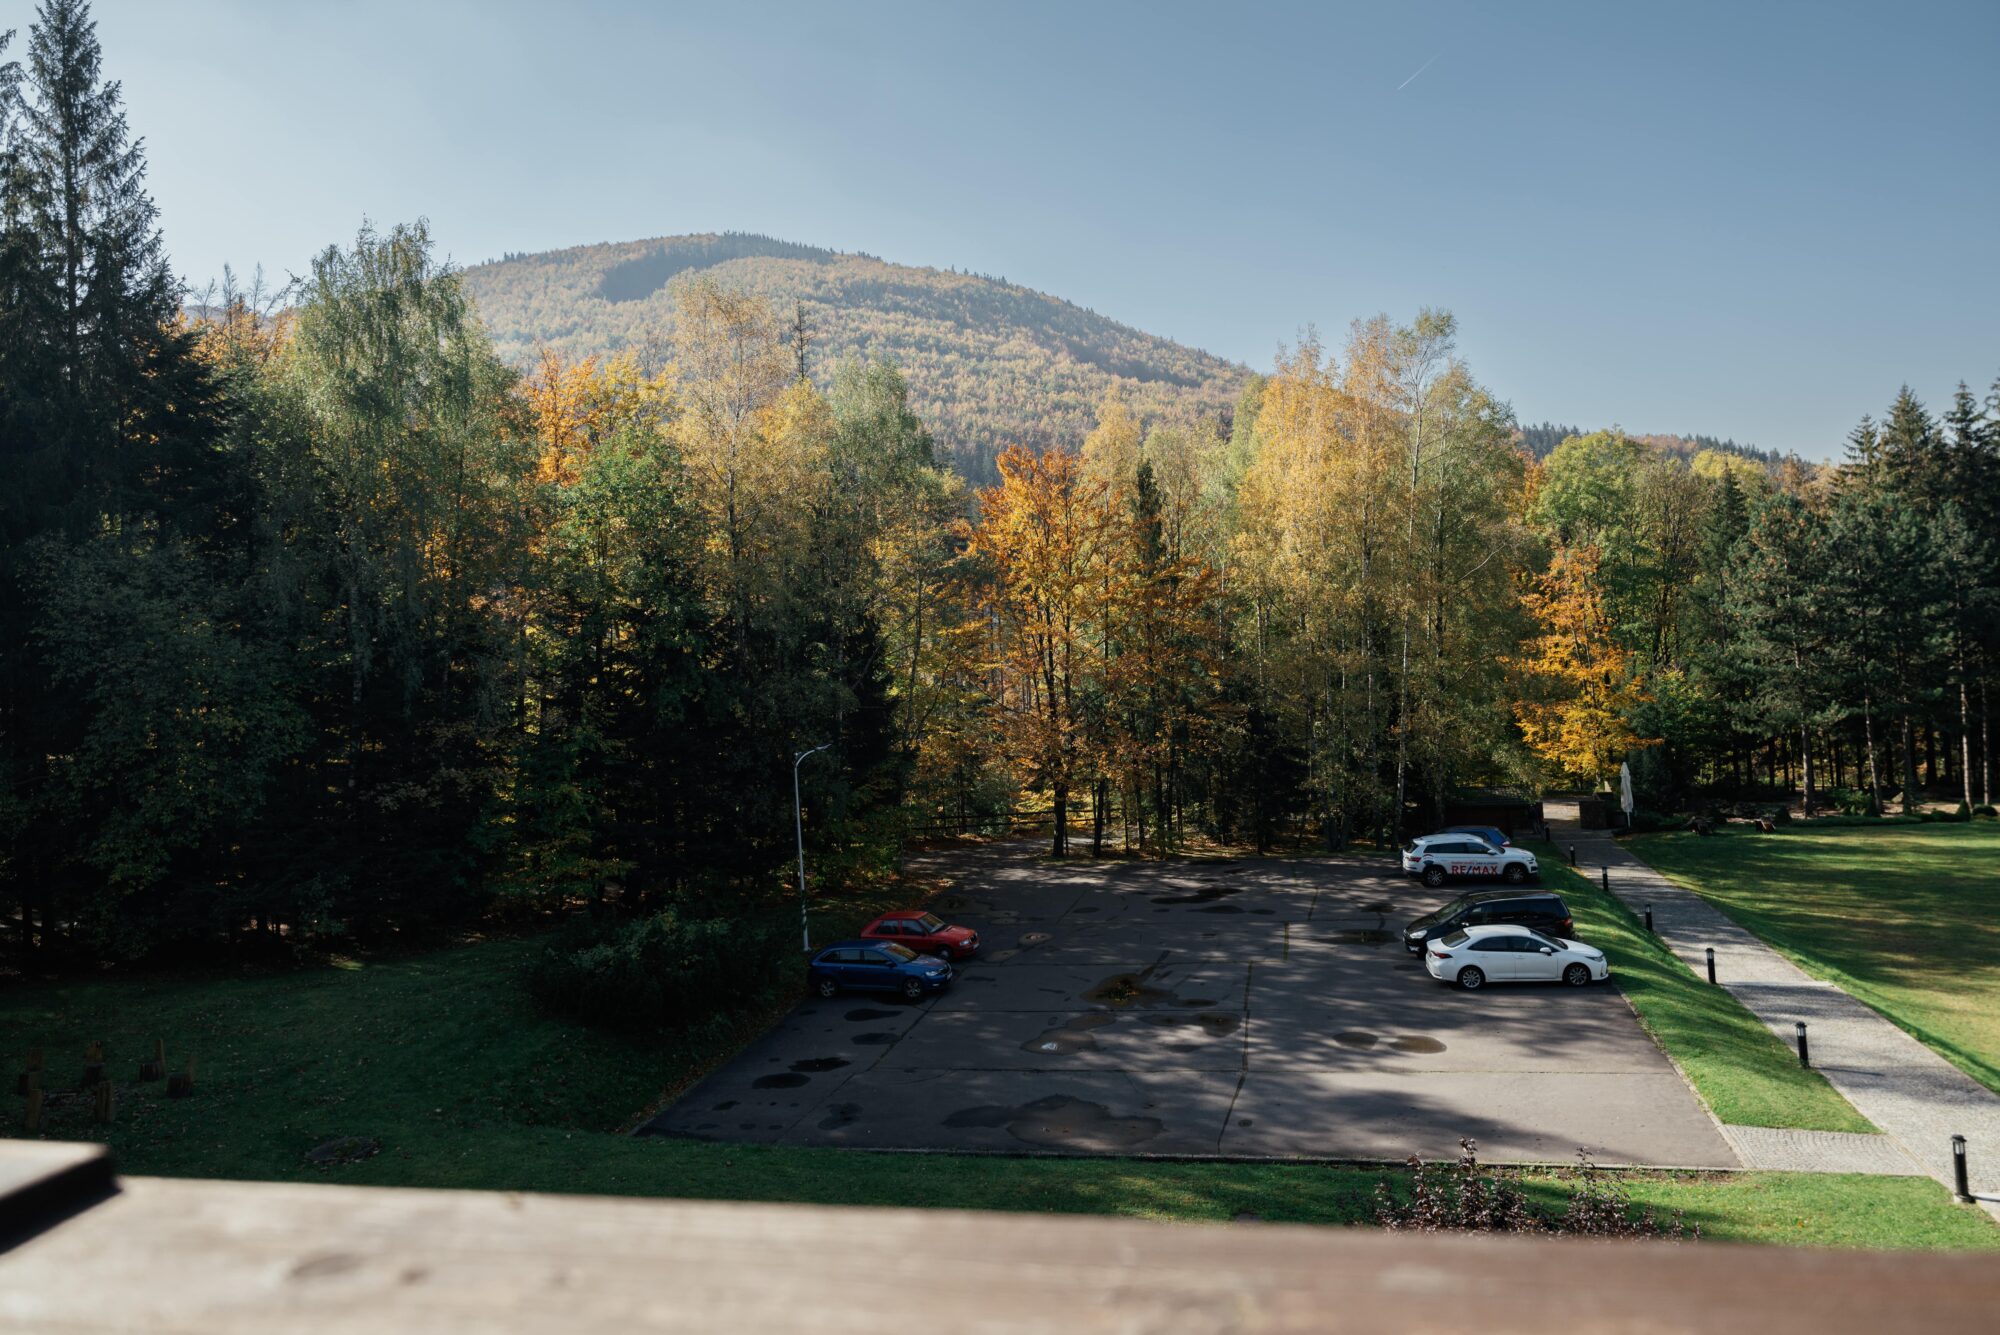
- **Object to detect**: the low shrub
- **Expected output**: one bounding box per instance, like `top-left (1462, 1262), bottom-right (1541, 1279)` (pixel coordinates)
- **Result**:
top-left (1373, 1138), bottom-right (1694, 1240)
top-left (1627, 807), bottom-right (1681, 833)
top-left (1799, 813), bottom-right (1924, 828)
top-left (524, 910), bottom-right (794, 1033)
top-left (1825, 787), bottom-right (1875, 817)
top-left (1975, 805), bottom-right (1998, 820)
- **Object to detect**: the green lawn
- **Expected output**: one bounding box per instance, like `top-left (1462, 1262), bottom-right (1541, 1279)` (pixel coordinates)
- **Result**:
top-left (1526, 842), bottom-right (1872, 1132)
top-left (3, 849), bottom-right (1993, 1250)
top-left (1633, 822), bottom-right (2000, 1096)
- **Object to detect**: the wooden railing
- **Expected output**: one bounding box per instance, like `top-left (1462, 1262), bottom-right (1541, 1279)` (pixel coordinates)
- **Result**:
top-left (2, 1141), bottom-right (1997, 1332)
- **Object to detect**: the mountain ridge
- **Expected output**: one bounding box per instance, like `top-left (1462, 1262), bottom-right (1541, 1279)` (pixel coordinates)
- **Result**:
top-left (461, 232), bottom-right (1249, 480)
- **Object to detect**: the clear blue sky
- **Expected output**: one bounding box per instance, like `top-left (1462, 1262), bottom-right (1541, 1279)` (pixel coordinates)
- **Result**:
top-left (91, 0), bottom-right (1999, 457)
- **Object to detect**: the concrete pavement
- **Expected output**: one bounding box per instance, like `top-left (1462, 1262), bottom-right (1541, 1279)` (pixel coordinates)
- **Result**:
top-left (640, 842), bottom-right (1739, 1168)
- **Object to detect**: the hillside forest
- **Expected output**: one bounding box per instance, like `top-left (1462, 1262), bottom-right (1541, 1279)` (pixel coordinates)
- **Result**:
top-left (461, 233), bottom-right (1248, 484)
top-left (2, 2), bottom-right (1998, 982)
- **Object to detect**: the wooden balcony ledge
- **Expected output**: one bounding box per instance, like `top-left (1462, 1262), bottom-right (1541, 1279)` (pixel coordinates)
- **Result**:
top-left (2, 1140), bottom-right (1997, 1333)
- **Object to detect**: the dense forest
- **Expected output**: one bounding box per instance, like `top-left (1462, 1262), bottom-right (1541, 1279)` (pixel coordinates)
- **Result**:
top-left (2, 3), bottom-right (1996, 981)
top-left (461, 233), bottom-right (1247, 483)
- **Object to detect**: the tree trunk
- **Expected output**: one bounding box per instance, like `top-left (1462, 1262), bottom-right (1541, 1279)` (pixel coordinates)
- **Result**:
top-left (1091, 777), bottom-right (1106, 857)
top-left (1051, 783), bottom-right (1068, 858)
top-left (1863, 698), bottom-right (1883, 816)
top-left (1962, 677), bottom-right (1976, 814)
top-left (1983, 680), bottom-right (1992, 808)
top-left (1800, 724), bottom-right (1816, 818)
top-left (1901, 716), bottom-right (1919, 816)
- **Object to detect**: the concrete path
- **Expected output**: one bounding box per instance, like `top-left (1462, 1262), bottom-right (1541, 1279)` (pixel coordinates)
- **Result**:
top-left (1547, 808), bottom-right (2000, 1219)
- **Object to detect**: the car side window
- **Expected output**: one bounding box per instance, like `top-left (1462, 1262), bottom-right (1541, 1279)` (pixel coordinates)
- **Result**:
top-left (877, 921), bottom-right (901, 935)
top-left (1471, 938), bottom-right (1507, 952)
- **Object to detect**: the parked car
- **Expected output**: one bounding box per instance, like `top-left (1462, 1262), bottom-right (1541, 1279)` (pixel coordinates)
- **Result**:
top-left (1423, 923), bottom-right (1608, 990)
top-left (809, 940), bottom-right (953, 1001)
top-left (1440, 824), bottom-right (1511, 849)
top-left (1401, 833), bottom-right (1539, 887)
top-left (1401, 889), bottom-right (1574, 953)
top-left (860, 910), bottom-right (979, 960)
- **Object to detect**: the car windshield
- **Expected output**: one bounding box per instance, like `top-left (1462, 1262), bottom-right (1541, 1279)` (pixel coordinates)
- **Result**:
top-left (1437, 895), bottom-right (1472, 917)
top-left (917, 913), bottom-right (947, 932)
top-left (1440, 929), bottom-right (1470, 947)
top-left (879, 943), bottom-right (918, 962)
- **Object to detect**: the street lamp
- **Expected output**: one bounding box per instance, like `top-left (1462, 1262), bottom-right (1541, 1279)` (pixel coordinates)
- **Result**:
top-left (793, 743), bottom-right (832, 951)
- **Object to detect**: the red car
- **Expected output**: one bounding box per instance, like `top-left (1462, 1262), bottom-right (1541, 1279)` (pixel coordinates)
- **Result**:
top-left (860, 910), bottom-right (979, 961)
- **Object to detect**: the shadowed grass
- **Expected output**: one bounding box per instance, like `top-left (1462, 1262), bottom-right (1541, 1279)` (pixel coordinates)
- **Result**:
top-left (1524, 841), bottom-right (1872, 1132)
top-left (1633, 824), bottom-right (2000, 1096)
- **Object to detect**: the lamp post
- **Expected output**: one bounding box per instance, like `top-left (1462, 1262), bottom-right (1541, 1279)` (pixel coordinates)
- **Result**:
top-left (794, 743), bottom-right (831, 952)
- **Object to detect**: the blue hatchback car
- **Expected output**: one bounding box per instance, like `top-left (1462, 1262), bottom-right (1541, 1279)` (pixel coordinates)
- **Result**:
top-left (810, 939), bottom-right (953, 1001)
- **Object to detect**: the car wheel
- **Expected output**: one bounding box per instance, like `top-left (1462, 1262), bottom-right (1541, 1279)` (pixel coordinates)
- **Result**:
top-left (1422, 866), bottom-right (1446, 888)
top-left (815, 977), bottom-right (838, 999)
top-left (902, 978), bottom-right (925, 1002)
top-left (1456, 966), bottom-right (1485, 991)
top-left (1563, 963), bottom-right (1591, 987)
top-left (1503, 864), bottom-right (1527, 884)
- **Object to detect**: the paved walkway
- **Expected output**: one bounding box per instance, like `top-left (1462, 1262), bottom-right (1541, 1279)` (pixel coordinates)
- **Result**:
top-left (1547, 811), bottom-right (2000, 1220)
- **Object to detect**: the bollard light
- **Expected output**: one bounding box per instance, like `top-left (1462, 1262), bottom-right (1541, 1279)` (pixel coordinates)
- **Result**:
top-left (1568, 844), bottom-right (1577, 867)
top-left (1706, 947), bottom-right (1717, 985)
top-left (1601, 867), bottom-right (1609, 894)
top-left (1951, 1135), bottom-right (1972, 1203)
top-left (1644, 904), bottom-right (1653, 932)
top-left (1795, 1021), bottom-right (1810, 1068)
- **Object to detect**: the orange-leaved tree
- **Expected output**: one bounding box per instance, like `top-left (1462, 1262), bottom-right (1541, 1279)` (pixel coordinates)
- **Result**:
top-left (966, 444), bottom-right (1120, 856)
top-left (1512, 543), bottom-right (1650, 786)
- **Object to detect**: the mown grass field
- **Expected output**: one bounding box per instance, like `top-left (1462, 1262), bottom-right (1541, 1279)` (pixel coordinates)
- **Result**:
top-left (2, 844), bottom-right (1993, 1251)
top-left (1526, 842), bottom-right (1873, 1132)
top-left (1633, 822), bottom-right (2000, 1096)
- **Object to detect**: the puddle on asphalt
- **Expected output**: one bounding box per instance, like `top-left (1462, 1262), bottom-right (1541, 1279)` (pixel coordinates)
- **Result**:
top-left (1361, 901), bottom-right (1396, 914)
top-left (1332, 1031), bottom-right (1446, 1054)
top-left (1195, 905), bottom-right (1243, 915)
top-left (845, 1008), bottom-right (899, 1022)
top-left (1321, 929), bottom-right (1397, 947)
top-left (1083, 971), bottom-right (1173, 1007)
top-left (1022, 1012), bottom-right (1117, 1054)
top-left (1236, 1118), bottom-right (1255, 1128)
top-left (852, 1032), bottom-right (897, 1045)
top-left (818, 1103), bottom-right (861, 1130)
top-left (943, 1094), bottom-right (1163, 1149)
top-left (712, 1100), bottom-right (738, 1111)
top-left (791, 1057), bottom-right (849, 1073)
top-left (1249, 908), bottom-right (1275, 916)
top-left (1072, 905), bottom-right (1101, 914)
top-left (1150, 885), bottom-right (1241, 906)
top-left (1021, 931), bottom-right (1052, 945)
top-left (752, 1073), bottom-right (809, 1089)
top-left (1140, 1012), bottom-right (1241, 1037)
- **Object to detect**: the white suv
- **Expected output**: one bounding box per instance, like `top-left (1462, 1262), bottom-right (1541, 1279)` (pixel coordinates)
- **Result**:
top-left (1401, 834), bottom-right (1539, 888)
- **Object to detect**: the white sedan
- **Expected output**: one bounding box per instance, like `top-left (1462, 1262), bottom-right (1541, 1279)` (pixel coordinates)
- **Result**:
top-left (1424, 924), bottom-right (1609, 990)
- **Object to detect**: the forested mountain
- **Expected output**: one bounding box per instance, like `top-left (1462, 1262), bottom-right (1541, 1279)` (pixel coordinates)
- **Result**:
top-left (461, 233), bottom-right (1247, 481)
top-left (1516, 422), bottom-right (1782, 467)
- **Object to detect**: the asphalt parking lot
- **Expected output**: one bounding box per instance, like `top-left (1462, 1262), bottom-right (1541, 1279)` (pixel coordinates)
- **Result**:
top-left (640, 843), bottom-right (1739, 1166)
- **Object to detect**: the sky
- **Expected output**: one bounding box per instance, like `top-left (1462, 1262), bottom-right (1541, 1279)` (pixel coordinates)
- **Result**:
top-left (83, 0), bottom-right (2000, 458)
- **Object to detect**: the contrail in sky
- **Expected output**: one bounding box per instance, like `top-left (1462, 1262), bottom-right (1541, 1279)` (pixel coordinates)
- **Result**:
top-left (1397, 54), bottom-right (1438, 91)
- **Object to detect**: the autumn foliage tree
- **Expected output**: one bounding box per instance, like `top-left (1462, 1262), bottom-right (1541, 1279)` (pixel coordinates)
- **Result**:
top-left (967, 445), bottom-right (1119, 855)
top-left (1512, 545), bottom-right (1649, 785)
